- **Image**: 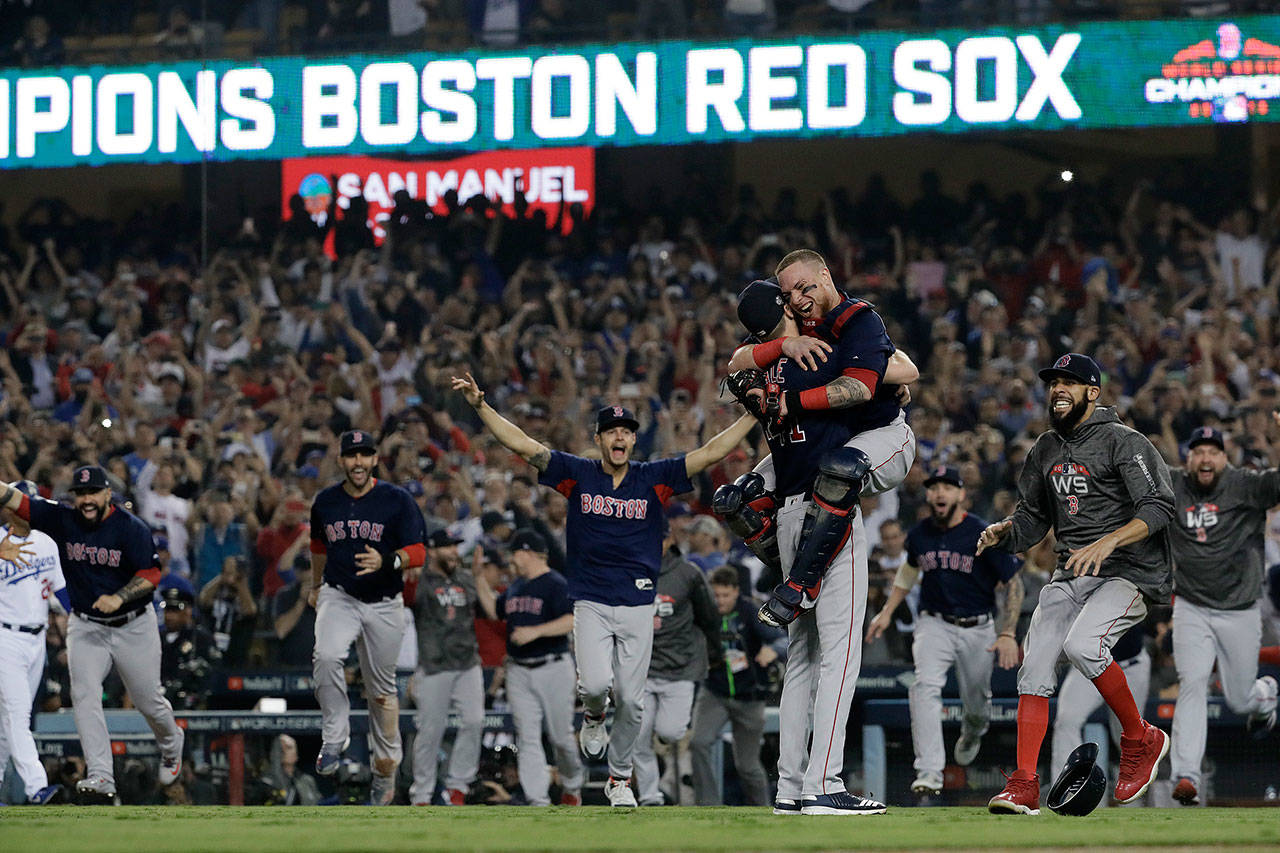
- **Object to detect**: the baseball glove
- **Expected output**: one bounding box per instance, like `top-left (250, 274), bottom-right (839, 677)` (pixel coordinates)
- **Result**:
top-left (724, 369), bottom-right (787, 431)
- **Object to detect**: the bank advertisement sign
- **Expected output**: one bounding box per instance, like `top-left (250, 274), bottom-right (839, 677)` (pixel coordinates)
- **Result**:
top-left (3, 15), bottom-right (1280, 169)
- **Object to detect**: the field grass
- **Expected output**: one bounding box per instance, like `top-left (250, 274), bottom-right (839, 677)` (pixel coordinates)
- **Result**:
top-left (3, 806), bottom-right (1280, 852)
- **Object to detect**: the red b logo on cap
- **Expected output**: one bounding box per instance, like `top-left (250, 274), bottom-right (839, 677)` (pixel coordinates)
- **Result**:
top-left (353, 431), bottom-right (362, 442)
top-left (613, 407), bottom-right (623, 417)
top-left (934, 466), bottom-right (946, 477)
top-left (80, 470), bottom-right (89, 482)
top-left (1054, 355), bottom-right (1071, 369)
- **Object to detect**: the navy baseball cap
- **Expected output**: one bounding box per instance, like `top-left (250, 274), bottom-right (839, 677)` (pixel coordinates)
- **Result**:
top-left (509, 528), bottom-right (548, 555)
top-left (426, 528), bottom-right (463, 548)
top-left (339, 429), bottom-right (377, 455)
top-left (737, 278), bottom-right (785, 339)
top-left (69, 465), bottom-right (110, 493)
top-left (923, 465), bottom-right (964, 488)
top-left (1038, 353), bottom-right (1101, 387)
top-left (1187, 426), bottom-right (1225, 451)
top-left (71, 367), bottom-right (94, 384)
top-left (596, 405), bottom-right (639, 434)
top-left (154, 534), bottom-right (170, 552)
top-left (161, 586), bottom-right (194, 610)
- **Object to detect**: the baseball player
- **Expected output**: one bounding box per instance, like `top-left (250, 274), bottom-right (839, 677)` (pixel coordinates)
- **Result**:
top-left (979, 353), bottom-right (1175, 815)
top-left (474, 528), bottom-right (582, 807)
top-left (406, 528), bottom-right (484, 806)
top-left (0, 481), bottom-right (69, 805)
top-left (308, 429), bottom-right (427, 806)
top-left (633, 523), bottom-right (720, 806)
top-left (719, 263), bottom-right (915, 816)
top-left (1050, 623), bottom-right (1151, 791)
top-left (451, 372), bottom-right (755, 807)
top-left (0, 466), bottom-right (185, 802)
top-left (865, 465), bottom-right (1023, 799)
top-left (1166, 423), bottom-right (1280, 806)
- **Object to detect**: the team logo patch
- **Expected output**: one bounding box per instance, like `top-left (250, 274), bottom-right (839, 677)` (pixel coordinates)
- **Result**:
top-left (1054, 355), bottom-right (1071, 369)
top-left (353, 431), bottom-right (363, 442)
top-left (612, 407), bottom-right (623, 418)
top-left (934, 466), bottom-right (947, 478)
top-left (79, 469), bottom-right (90, 483)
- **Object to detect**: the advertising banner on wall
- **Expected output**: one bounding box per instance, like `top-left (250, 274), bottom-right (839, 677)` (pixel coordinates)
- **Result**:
top-left (4, 15), bottom-right (1280, 169)
top-left (280, 147), bottom-right (594, 242)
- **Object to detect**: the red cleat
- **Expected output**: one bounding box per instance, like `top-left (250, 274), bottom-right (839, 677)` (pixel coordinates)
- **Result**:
top-left (1115, 722), bottom-right (1168, 804)
top-left (1171, 777), bottom-right (1198, 806)
top-left (442, 787), bottom-right (466, 805)
top-left (559, 791), bottom-right (582, 806)
top-left (988, 769), bottom-right (1040, 815)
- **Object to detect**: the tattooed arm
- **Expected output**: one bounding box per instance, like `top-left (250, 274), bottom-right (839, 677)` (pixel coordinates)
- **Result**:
top-left (451, 372), bottom-right (553, 472)
top-left (93, 575), bottom-right (156, 614)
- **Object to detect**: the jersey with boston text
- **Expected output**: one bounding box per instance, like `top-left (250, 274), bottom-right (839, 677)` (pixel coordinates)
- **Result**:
top-left (763, 298), bottom-right (898, 498)
top-left (22, 497), bottom-right (159, 619)
top-left (906, 513), bottom-right (1021, 619)
top-left (498, 569), bottom-right (573, 660)
top-left (0, 525), bottom-right (65, 625)
top-left (539, 451), bottom-right (692, 606)
top-left (309, 479), bottom-right (425, 603)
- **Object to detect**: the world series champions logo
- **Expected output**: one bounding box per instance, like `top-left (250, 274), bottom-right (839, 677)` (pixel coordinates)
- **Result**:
top-left (1144, 22), bottom-right (1280, 121)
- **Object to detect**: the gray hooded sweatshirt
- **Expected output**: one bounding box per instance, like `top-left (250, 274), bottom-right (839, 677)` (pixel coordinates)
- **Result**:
top-left (999, 406), bottom-right (1175, 603)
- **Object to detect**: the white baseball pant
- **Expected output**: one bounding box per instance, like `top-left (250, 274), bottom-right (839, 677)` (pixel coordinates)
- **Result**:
top-left (0, 625), bottom-right (48, 797)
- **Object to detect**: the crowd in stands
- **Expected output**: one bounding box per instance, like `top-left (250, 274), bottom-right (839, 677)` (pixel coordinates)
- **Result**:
top-left (2, 0), bottom-right (1273, 66)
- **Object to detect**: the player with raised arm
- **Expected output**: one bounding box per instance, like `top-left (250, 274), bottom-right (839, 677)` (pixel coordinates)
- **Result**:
top-left (979, 353), bottom-right (1175, 815)
top-left (308, 429), bottom-right (427, 806)
top-left (451, 372), bottom-right (754, 808)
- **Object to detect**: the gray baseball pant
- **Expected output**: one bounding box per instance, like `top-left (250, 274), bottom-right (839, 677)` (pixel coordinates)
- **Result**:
top-left (753, 413), bottom-right (917, 500)
top-left (1052, 647), bottom-right (1151, 776)
top-left (632, 676), bottom-right (695, 805)
top-left (1170, 599), bottom-right (1275, 788)
top-left (507, 656), bottom-right (584, 805)
top-left (689, 687), bottom-right (768, 806)
top-left (67, 611), bottom-right (183, 785)
top-left (1018, 575), bottom-right (1147, 696)
top-left (408, 664), bottom-right (483, 803)
top-left (909, 614), bottom-right (995, 781)
top-left (313, 585), bottom-right (404, 777)
top-left (573, 600), bottom-right (654, 779)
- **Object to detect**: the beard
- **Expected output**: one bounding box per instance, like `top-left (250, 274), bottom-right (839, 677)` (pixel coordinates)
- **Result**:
top-left (930, 502), bottom-right (959, 526)
top-left (1049, 396), bottom-right (1090, 436)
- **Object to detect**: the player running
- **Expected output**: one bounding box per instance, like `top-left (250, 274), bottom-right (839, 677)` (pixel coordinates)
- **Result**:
top-left (1167, 422), bottom-right (1280, 806)
top-left (0, 466), bottom-right (185, 803)
top-left (866, 465), bottom-right (1023, 800)
top-left (0, 481), bottom-right (69, 805)
top-left (308, 429), bottom-right (427, 806)
top-left (979, 353), bottom-right (1175, 815)
top-left (451, 373), bottom-right (754, 808)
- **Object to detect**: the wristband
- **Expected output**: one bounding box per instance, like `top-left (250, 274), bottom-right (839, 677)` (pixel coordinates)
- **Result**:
top-left (381, 551), bottom-right (403, 572)
top-left (999, 632), bottom-right (1016, 639)
top-left (784, 387), bottom-right (833, 413)
top-left (751, 337), bottom-right (785, 368)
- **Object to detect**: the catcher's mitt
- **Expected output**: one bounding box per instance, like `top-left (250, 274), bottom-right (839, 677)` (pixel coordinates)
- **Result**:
top-left (725, 369), bottom-right (787, 432)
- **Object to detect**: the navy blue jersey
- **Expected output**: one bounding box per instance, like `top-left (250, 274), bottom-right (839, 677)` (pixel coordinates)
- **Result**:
top-left (23, 496), bottom-right (159, 618)
top-left (497, 569), bottom-right (573, 660)
top-left (764, 299), bottom-right (897, 498)
top-left (538, 451), bottom-right (692, 606)
top-left (906, 513), bottom-right (1021, 618)
top-left (309, 479), bottom-right (425, 602)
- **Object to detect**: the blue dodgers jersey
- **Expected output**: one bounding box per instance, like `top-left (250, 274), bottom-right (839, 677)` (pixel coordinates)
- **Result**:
top-left (26, 498), bottom-right (159, 618)
top-left (497, 569), bottom-right (573, 659)
top-left (906, 513), bottom-right (1021, 618)
top-left (538, 451), bottom-right (692, 606)
top-left (309, 479), bottom-right (425, 602)
top-left (763, 300), bottom-right (897, 498)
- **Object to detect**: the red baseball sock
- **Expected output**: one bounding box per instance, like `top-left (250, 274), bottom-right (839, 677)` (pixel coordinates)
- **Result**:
top-left (1092, 661), bottom-right (1144, 738)
top-left (1259, 646), bottom-right (1280, 666)
top-left (1016, 694), bottom-right (1050, 774)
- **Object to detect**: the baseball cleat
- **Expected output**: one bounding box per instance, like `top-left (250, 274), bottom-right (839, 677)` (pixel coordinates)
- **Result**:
top-left (910, 774), bottom-right (943, 797)
top-left (369, 773), bottom-right (395, 806)
top-left (988, 769), bottom-right (1040, 815)
top-left (1247, 675), bottom-right (1278, 738)
top-left (158, 727), bottom-right (185, 786)
top-left (800, 791), bottom-right (886, 815)
top-left (315, 737), bottom-right (350, 776)
top-left (772, 797), bottom-right (804, 815)
top-left (441, 787), bottom-right (466, 806)
top-left (76, 776), bottom-right (117, 803)
top-left (578, 712), bottom-right (609, 760)
top-left (28, 784), bottom-right (66, 805)
top-left (1172, 777), bottom-right (1199, 806)
top-left (559, 790), bottom-right (582, 806)
top-left (604, 776), bottom-right (637, 808)
top-left (953, 727), bottom-right (985, 766)
top-left (1114, 722), bottom-right (1168, 804)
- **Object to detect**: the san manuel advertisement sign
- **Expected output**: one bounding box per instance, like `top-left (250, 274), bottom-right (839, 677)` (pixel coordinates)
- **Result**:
top-left (3, 15), bottom-right (1280, 169)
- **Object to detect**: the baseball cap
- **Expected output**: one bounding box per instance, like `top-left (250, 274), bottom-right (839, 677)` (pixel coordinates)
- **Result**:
top-left (1187, 426), bottom-right (1225, 451)
top-left (480, 510), bottom-right (511, 533)
top-left (737, 278), bottom-right (785, 339)
top-left (154, 534), bottom-right (170, 552)
top-left (340, 429), bottom-right (377, 455)
top-left (426, 528), bottom-right (463, 548)
top-left (1038, 353), bottom-right (1101, 387)
top-left (69, 465), bottom-right (110, 493)
top-left (923, 465), bottom-right (964, 488)
top-left (596, 405), bottom-right (639, 434)
top-left (161, 586), bottom-right (194, 610)
top-left (71, 367), bottom-right (94, 384)
top-left (211, 318), bottom-right (233, 333)
top-left (509, 528), bottom-right (548, 555)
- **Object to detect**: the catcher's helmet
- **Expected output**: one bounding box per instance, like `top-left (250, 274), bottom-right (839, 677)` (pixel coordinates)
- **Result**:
top-left (1046, 742), bottom-right (1107, 816)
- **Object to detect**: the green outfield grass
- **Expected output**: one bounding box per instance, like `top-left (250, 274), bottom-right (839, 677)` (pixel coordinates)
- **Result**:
top-left (2, 806), bottom-right (1280, 852)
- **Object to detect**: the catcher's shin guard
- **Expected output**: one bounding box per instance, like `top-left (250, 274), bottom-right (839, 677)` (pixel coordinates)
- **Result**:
top-left (712, 472), bottom-right (781, 572)
top-left (759, 447), bottom-right (870, 627)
